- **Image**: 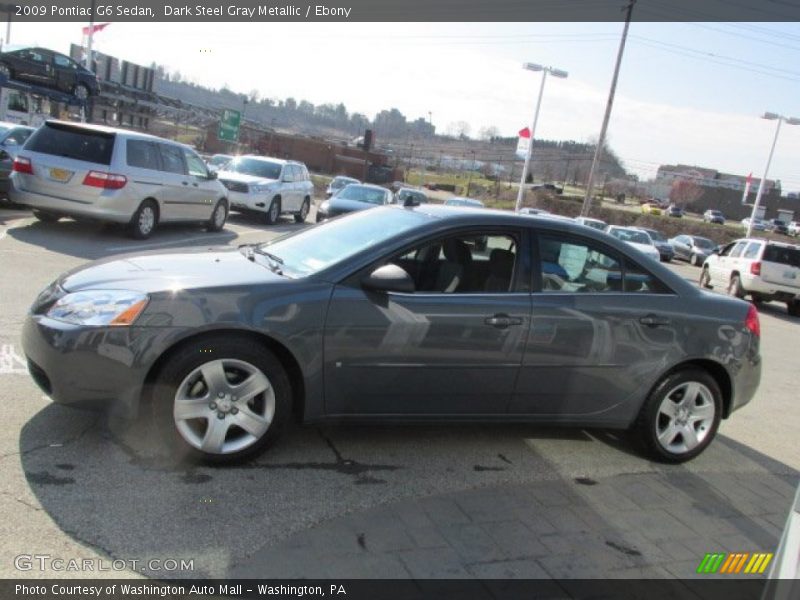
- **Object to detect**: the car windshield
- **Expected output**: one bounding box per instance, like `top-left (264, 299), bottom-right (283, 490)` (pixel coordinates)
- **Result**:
top-left (226, 157), bottom-right (282, 179)
top-left (446, 198), bottom-right (482, 207)
top-left (337, 185), bottom-right (388, 205)
top-left (610, 228), bottom-right (651, 245)
top-left (693, 237), bottom-right (715, 249)
top-left (258, 207), bottom-right (428, 277)
top-left (210, 155), bottom-right (232, 166)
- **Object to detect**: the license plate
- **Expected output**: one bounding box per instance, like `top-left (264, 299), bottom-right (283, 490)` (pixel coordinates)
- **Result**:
top-left (48, 168), bottom-right (73, 183)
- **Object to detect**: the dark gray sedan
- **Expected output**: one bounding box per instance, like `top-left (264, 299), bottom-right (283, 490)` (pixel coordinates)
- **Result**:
top-left (23, 206), bottom-right (761, 464)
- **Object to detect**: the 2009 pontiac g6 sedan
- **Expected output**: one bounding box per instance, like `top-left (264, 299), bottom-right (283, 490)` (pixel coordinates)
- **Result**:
top-left (22, 205), bottom-right (761, 464)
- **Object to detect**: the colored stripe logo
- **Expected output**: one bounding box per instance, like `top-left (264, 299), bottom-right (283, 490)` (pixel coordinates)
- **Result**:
top-left (697, 552), bottom-right (773, 574)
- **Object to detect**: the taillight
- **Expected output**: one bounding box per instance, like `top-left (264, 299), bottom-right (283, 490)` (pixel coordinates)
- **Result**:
top-left (82, 171), bottom-right (127, 190)
top-left (745, 304), bottom-right (760, 338)
top-left (12, 157), bottom-right (33, 174)
top-left (750, 262), bottom-right (761, 276)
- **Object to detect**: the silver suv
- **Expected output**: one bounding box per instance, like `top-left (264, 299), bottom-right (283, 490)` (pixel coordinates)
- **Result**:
top-left (216, 155), bottom-right (314, 224)
top-left (9, 120), bottom-right (229, 239)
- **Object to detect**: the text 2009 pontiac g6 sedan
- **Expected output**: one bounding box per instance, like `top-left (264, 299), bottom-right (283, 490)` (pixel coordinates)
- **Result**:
top-left (23, 205), bottom-right (761, 464)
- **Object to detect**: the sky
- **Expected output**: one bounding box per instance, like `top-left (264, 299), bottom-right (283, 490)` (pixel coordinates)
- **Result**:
top-left (5, 20), bottom-right (800, 191)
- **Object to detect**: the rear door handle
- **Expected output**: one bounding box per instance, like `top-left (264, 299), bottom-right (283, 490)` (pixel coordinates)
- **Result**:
top-left (485, 314), bottom-right (524, 328)
top-left (192, 182), bottom-right (199, 187)
top-left (182, 181), bottom-right (189, 186)
top-left (639, 314), bottom-right (671, 327)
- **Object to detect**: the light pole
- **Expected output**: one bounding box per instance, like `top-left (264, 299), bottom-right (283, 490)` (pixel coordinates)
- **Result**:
top-left (515, 63), bottom-right (568, 212)
top-left (746, 112), bottom-right (800, 237)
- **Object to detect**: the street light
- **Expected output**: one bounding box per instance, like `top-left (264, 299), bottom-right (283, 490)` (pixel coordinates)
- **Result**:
top-left (515, 63), bottom-right (568, 212)
top-left (746, 112), bottom-right (800, 237)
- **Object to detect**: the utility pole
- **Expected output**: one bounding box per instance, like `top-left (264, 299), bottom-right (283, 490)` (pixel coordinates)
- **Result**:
top-left (86, 0), bottom-right (96, 72)
top-left (581, 0), bottom-right (635, 216)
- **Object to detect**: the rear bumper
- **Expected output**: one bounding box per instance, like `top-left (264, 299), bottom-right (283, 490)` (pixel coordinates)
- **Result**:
top-left (741, 274), bottom-right (800, 300)
top-left (8, 177), bottom-right (134, 223)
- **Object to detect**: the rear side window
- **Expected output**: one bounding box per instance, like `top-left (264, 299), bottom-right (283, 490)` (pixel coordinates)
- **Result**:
top-left (158, 144), bottom-right (186, 174)
top-left (763, 245), bottom-right (800, 267)
top-left (26, 123), bottom-right (114, 165)
top-left (126, 140), bottom-right (160, 170)
top-left (743, 242), bottom-right (762, 259)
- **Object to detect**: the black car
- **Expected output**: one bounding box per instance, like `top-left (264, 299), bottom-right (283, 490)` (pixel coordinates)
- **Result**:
top-left (0, 46), bottom-right (98, 100)
top-left (0, 121), bottom-right (34, 196)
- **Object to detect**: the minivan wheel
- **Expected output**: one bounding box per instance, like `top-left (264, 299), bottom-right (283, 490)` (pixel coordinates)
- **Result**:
top-left (294, 197), bottom-right (310, 223)
top-left (635, 368), bottom-right (722, 463)
top-left (152, 337), bottom-right (291, 464)
top-left (73, 83), bottom-right (90, 101)
top-left (727, 274), bottom-right (745, 299)
top-left (699, 267), bottom-right (711, 289)
top-left (265, 198), bottom-right (281, 225)
top-left (207, 199), bottom-right (227, 232)
top-left (32, 210), bottom-right (60, 223)
top-left (129, 200), bottom-right (158, 239)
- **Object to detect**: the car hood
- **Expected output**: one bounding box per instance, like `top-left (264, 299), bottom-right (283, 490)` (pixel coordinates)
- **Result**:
top-left (58, 247), bottom-right (284, 294)
top-left (326, 197), bottom-right (380, 213)
top-left (216, 171), bottom-right (278, 186)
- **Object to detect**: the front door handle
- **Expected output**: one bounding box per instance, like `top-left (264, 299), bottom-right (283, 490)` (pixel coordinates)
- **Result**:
top-left (639, 314), bottom-right (671, 327)
top-left (182, 181), bottom-right (189, 186)
top-left (485, 314), bottom-right (524, 328)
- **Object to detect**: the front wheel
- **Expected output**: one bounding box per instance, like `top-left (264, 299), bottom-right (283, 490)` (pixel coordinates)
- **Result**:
top-left (727, 274), bottom-right (745, 299)
top-left (265, 198), bottom-right (281, 225)
top-left (128, 200), bottom-right (158, 239)
top-left (152, 337), bottom-right (292, 464)
top-left (206, 199), bottom-right (227, 232)
top-left (294, 197), bottom-right (310, 223)
top-left (690, 253), bottom-right (700, 266)
top-left (635, 368), bottom-right (722, 463)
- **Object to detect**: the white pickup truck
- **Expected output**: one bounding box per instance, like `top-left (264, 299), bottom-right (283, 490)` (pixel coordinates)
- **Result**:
top-left (700, 238), bottom-right (800, 316)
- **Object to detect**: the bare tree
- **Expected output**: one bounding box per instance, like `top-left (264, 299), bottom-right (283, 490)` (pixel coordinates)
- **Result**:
top-left (479, 125), bottom-right (500, 141)
top-left (669, 179), bottom-right (703, 207)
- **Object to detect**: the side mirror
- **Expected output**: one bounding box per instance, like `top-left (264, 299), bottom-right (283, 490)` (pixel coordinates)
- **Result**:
top-left (361, 264), bottom-right (414, 294)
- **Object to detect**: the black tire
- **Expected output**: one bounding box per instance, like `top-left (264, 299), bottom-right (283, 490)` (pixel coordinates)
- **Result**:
top-left (751, 294), bottom-right (764, 306)
top-left (634, 368), bottom-right (722, 463)
top-left (151, 335), bottom-right (292, 464)
top-left (788, 300), bottom-right (800, 317)
top-left (206, 199), bottom-right (227, 232)
top-left (32, 210), bottom-right (60, 223)
top-left (73, 83), bottom-right (91, 101)
top-left (265, 197), bottom-right (281, 225)
top-left (699, 267), bottom-right (711, 289)
top-left (294, 197), bottom-right (310, 223)
top-left (128, 199), bottom-right (158, 239)
top-left (727, 274), bottom-right (745, 299)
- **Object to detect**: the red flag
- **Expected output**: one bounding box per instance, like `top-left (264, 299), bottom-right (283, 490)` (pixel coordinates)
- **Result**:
top-left (82, 23), bottom-right (111, 36)
top-left (746, 172), bottom-right (753, 184)
top-left (518, 127), bottom-right (531, 138)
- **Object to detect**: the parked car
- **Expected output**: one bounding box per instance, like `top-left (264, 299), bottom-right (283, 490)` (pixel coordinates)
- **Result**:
top-left (789, 221), bottom-right (800, 237)
top-left (23, 205), bottom-right (761, 464)
top-left (633, 227), bottom-right (675, 262)
top-left (666, 205), bottom-right (684, 218)
top-left (444, 197), bottom-right (484, 208)
top-left (703, 209), bottom-right (725, 224)
top-left (741, 217), bottom-right (768, 231)
top-left (531, 183), bottom-right (563, 194)
top-left (700, 238), bottom-right (800, 316)
top-left (574, 216), bottom-right (607, 231)
top-left (206, 154), bottom-right (233, 173)
top-left (605, 225), bottom-right (661, 261)
top-left (669, 234), bottom-right (716, 266)
top-left (316, 183), bottom-right (392, 222)
top-left (641, 202), bottom-right (662, 216)
top-left (9, 120), bottom-right (228, 238)
top-left (0, 46), bottom-right (98, 100)
top-left (325, 175), bottom-right (360, 198)
top-left (769, 219), bottom-right (789, 235)
top-left (217, 155), bottom-right (313, 224)
top-left (0, 121), bottom-right (35, 197)
top-left (393, 187), bottom-right (428, 206)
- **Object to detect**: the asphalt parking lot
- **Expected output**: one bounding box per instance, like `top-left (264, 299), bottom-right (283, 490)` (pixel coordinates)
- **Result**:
top-left (1, 203), bottom-right (798, 580)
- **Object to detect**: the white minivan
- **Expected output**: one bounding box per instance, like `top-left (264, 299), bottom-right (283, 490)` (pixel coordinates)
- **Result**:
top-left (10, 120), bottom-right (229, 238)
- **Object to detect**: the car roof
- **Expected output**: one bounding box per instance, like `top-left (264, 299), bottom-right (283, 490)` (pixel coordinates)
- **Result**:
top-left (235, 154), bottom-right (293, 165)
top-left (40, 120), bottom-right (180, 144)
top-left (0, 121), bottom-right (34, 130)
top-left (346, 183), bottom-right (389, 191)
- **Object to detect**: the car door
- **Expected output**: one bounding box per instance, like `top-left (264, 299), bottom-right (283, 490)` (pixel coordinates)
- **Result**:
top-left (513, 231), bottom-right (677, 419)
top-left (673, 235), bottom-right (690, 260)
top-left (323, 228), bottom-right (531, 416)
top-left (181, 147), bottom-right (217, 219)
top-left (155, 142), bottom-right (193, 220)
top-left (284, 165), bottom-right (301, 212)
top-left (52, 54), bottom-right (78, 94)
top-left (12, 49), bottom-right (52, 86)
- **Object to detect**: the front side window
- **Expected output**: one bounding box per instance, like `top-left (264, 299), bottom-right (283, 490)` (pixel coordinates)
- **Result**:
top-left (183, 148), bottom-right (209, 178)
top-left (390, 233), bottom-right (518, 294)
top-left (226, 157), bottom-right (283, 180)
top-left (54, 55), bottom-right (77, 69)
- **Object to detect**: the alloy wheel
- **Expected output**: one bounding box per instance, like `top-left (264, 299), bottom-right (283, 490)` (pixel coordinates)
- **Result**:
top-left (139, 206), bottom-right (155, 235)
top-left (655, 381), bottom-right (715, 455)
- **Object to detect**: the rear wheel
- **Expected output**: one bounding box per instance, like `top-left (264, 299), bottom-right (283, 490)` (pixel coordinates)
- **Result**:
top-left (699, 267), bottom-right (711, 289)
top-left (294, 197), bottom-right (310, 223)
top-left (635, 368), bottom-right (722, 463)
top-left (206, 199), bottom-right (227, 232)
top-left (32, 210), bottom-right (60, 223)
top-left (727, 274), bottom-right (745, 299)
top-left (152, 336), bottom-right (292, 464)
top-left (73, 83), bottom-right (91, 101)
top-left (690, 253), bottom-right (700, 266)
top-left (265, 198), bottom-right (281, 225)
top-left (788, 299), bottom-right (800, 317)
top-left (129, 200), bottom-right (158, 239)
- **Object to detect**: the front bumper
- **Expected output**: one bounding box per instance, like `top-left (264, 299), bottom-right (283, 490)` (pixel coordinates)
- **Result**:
top-left (227, 190), bottom-right (271, 212)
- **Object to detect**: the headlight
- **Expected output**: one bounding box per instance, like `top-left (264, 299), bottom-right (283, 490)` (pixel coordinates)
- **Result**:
top-left (250, 184), bottom-right (274, 194)
top-left (46, 290), bottom-right (149, 327)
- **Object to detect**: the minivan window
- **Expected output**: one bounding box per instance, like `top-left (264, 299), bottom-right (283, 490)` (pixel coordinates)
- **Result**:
top-left (126, 140), bottom-right (160, 171)
top-left (158, 144), bottom-right (186, 174)
top-left (183, 149), bottom-right (208, 178)
top-left (26, 123), bottom-right (114, 165)
top-left (763, 245), bottom-right (800, 268)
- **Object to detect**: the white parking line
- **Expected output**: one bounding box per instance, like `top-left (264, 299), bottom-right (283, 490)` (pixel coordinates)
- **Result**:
top-left (105, 228), bottom-right (265, 252)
